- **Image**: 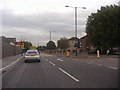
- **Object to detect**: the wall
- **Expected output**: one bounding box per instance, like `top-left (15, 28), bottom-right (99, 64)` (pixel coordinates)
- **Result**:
top-left (0, 38), bottom-right (2, 58)
top-left (2, 42), bottom-right (22, 58)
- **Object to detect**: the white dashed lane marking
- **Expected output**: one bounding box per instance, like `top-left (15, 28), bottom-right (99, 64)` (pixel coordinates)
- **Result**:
top-left (57, 59), bottom-right (63, 62)
top-left (107, 67), bottom-right (117, 69)
top-left (45, 59), bottom-right (48, 61)
top-left (86, 62), bottom-right (92, 64)
top-left (58, 68), bottom-right (79, 82)
top-left (49, 61), bottom-right (56, 66)
top-left (95, 64), bottom-right (102, 66)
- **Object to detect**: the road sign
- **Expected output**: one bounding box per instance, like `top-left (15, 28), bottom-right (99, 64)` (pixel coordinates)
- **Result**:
top-left (13, 42), bottom-right (24, 49)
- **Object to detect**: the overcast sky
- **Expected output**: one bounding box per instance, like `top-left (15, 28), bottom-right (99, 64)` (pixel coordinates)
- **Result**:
top-left (1, 0), bottom-right (119, 46)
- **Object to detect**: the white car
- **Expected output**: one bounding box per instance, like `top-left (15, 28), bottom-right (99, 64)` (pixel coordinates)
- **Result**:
top-left (24, 49), bottom-right (40, 63)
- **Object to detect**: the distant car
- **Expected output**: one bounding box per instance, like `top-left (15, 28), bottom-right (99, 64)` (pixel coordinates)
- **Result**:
top-left (24, 49), bottom-right (40, 63)
top-left (112, 51), bottom-right (120, 55)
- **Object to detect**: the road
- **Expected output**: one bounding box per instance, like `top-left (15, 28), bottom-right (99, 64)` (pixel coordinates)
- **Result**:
top-left (2, 53), bottom-right (118, 88)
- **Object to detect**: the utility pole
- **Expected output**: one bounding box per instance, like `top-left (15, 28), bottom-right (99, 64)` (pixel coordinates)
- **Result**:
top-left (50, 31), bottom-right (51, 41)
top-left (49, 31), bottom-right (55, 41)
top-left (65, 5), bottom-right (86, 56)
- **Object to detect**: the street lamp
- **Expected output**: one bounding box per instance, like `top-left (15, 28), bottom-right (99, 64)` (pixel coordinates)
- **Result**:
top-left (65, 5), bottom-right (86, 37)
top-left (65, 5), bottom-right (86, 56)
top-left (50, 31), bottom-right (55, 41)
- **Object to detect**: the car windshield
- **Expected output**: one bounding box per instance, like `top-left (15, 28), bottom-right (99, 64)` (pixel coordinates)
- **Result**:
top-left (27, 52), bottom-right (38, 54)
top-left (26, 50), bottom-right (38, 54)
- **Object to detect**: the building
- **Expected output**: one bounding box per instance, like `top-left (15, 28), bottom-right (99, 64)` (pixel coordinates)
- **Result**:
top-left (80, 35), bottom-right (96, 53)
top-left (0, 36), bottom-right (22, 58)
top-left (80, 35), bottom-right (89, 52)
top-left (68, 37), bottom-right (79, 50)
top-left (1, 36), bottom-right (16, 43)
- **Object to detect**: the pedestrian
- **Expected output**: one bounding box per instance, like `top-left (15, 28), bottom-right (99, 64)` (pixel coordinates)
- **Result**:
top-left (21, 50), bottom-right (24, 56)
top-left (106, 49), bottom-right (110, 55)
top-left (21, 51), bottom-right (23, 56)
top-left (39, 50), bottom-right (41, 54)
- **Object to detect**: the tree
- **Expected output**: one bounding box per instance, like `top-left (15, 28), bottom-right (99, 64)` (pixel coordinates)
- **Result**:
top-left (37, 45), bottom-right (47, 51)
top-left (46, 41), bottom-right (56, 50)
top-left (57, 37), bottom-right (69, 49)
top-left (22, 41), bottom-right (32, 50)
top-left (86, 5), bottom-right (120, 51)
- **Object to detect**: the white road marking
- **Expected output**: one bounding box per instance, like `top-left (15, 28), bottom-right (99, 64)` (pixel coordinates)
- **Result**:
top-left (86, 62), bottom-right (92, 64)
top-left (95, 64), bottom-right (102, 66)
top-left (0, 56), bottom-right (23, 72)
top-left (107, 67), bottom-right (117, 69)
top-left (49, 61), bottom-right (56, 66)
top-left (58, 68), bottom-right (79, 82)
top-left (45, 59), bottom-right (48, 61)
top-left (41, 57), bottom-right (45, 59)
top-left (41, 57), bottom-right (48, 61)
top-left (80, 61), bottom-right (84, 62)
top-left (57, 59), bottom-right (63, 61)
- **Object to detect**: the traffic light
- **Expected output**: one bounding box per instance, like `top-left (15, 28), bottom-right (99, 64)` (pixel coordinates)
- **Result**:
top-left (77, 40), bottom-right (80, 48)
top-left (74, 40), bottom-right (81, 48)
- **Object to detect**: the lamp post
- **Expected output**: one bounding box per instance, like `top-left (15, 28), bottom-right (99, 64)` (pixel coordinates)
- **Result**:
top-left (65, 5), bottom-right (86, 56)
top-left (50, 31), bottom-right (55, 41)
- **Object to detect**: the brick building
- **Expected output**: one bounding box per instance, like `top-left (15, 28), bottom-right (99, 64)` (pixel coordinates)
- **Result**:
top-left (68, 37), bottom-right (79, 50)
top-left (80, 35), bottom-right (89, 52)
top-left (80, 35), bottom-right (96, 53)
top-left (0, 36), bottom-right (22, 58)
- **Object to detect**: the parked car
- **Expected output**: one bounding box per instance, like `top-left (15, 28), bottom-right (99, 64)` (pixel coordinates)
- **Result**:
top-left (24, 49), bottom-right (40, 63)
top-left (112, 51), bottom-right (120, 55)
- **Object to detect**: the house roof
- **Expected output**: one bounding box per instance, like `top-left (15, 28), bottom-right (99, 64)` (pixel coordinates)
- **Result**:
top-left (80, 35), bottom-right (88, 40)
top-left (68, 37), bottom-right (79, 40)
top-left (0, 36), bottom-right (16, 43)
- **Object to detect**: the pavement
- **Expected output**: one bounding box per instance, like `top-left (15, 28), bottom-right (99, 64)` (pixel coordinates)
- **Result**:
top-left (46, 52), bottom-right (119, 59)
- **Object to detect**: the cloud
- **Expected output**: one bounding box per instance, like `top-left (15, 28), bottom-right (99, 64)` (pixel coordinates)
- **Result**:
top-left (1, 0), bottom-right (119, 46)
top-left (2, 9), bottom-right (89, 46)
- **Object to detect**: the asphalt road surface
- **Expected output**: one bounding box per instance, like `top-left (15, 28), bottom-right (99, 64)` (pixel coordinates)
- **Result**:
top-left (2, 54), bottom-right (118, 88)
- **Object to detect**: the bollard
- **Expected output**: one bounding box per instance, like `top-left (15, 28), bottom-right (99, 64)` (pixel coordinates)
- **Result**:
top-left (66, 51), bottom-right (70, 57)
top-left (97, 50), bottom-right (100, 58)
